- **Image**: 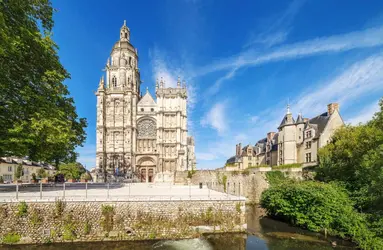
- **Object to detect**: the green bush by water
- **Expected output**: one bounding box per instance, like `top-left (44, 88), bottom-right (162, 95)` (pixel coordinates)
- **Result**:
top-left (261, 181), bottom-right (383, 249)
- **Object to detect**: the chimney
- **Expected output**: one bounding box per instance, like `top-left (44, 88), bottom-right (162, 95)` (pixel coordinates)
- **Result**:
top-left (235, 144), bottom-right (238, 156)
top-left (327, 103), bottom-right (339, 115)
top-left (238, 143), bottom-right (242, 156)
top-left (303, 118), bottom-right (309, 123)
top-left (267, 132), bottom-right (275, 141)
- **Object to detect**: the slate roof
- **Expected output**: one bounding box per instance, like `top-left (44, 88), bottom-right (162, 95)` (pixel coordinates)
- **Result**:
top-left (306, 112), bottom-right (330, 138)
top-left (0, 157), bottom-right (56, 170)
top-left (278, 114), bottom-right (295, 129)
top-left (226, 156), bottom-right (241, 164)
top-left (296, 114), bottom-right (304, 124)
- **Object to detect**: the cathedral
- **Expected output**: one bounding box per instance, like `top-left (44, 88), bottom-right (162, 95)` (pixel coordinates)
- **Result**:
top-left (95, 21), bottom-right (195, 183)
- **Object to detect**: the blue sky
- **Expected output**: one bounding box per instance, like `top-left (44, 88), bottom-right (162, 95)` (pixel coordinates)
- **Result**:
top-left (52, 0), bottom-right (383, 169)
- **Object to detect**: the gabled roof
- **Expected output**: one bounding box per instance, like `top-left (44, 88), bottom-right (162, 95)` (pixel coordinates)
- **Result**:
top-left (305, 112), bottom-right (330, 138)
top-left (138, 89), bottom-right (156, 106)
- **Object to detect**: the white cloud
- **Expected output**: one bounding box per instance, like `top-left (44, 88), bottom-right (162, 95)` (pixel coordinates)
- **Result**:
top-left (200, 102), bottom-right (228, 134)
top-left (249, 115), bottom-right (259, 123)
top-left (149, 47), bottom-right (197, 132)
top-left (244, 0), bottom-right (306, 48)
top-left (346, 100), bottom-right (380, 125)
top-left (202, 25), bottom-right (383, 96)
top-left (149, 48), bottom-right (180, 88)
top-left (292, 54), bottom-right (383, 117)
top-left (197, 54), bottom-right (383, 169)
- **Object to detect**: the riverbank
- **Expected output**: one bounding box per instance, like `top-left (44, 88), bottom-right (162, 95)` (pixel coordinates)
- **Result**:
top-left (0, 198), bottom-right (245, 245)
top-left (0, 205), bottom-right (357, 250)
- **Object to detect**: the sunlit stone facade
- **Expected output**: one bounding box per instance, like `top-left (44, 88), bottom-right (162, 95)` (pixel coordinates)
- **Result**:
top-left (95, 21), bottom-right (194, 182)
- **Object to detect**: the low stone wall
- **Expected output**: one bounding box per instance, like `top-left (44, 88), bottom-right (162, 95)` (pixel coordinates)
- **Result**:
top-left (0, 199), bottom-right (245, 245)
top-left (176, 169), bottom-right (306, 203)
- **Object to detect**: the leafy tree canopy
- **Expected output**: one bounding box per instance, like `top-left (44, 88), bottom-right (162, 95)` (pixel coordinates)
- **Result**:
top-left (316, 98), bottom-right (383, 214)
top-left (58, 162), bottom-right (86, 180)
top-left (0, 0), bottom-right (87, 165)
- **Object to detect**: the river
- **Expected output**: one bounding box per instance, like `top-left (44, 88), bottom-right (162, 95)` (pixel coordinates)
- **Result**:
top-left (0, 205), bottom-right (355, 250)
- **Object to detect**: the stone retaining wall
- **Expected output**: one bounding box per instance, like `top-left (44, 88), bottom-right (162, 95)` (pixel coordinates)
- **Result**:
top-left (176, 169), bottom-right (306, 203)
top-left (0, 199), bottom-right (245, 245)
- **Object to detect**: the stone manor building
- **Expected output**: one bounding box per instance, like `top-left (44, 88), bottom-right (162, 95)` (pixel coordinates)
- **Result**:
top-left (95, 21), bottom-right (195, 183)
top-left (225, 103), bottom-right (344, 170)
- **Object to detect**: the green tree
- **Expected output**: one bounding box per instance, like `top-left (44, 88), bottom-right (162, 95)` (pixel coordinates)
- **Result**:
top-left (261, 181), bottom-right (383, 250)
top-left (59, 162), bottom-right (86, 180)
top-left (14, 164), bottom-right (23, 180)
top-left (0, 0), bottom-right (87, 165)
top-left (37, 168), bottom-right (47, 179)
top-left (316, 98), bottom-right (383, 214)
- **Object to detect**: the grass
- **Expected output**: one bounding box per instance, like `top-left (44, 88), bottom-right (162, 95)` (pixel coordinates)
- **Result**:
top-left (2, 232), bottom-right (21, 244)
top-left (272, 163), bottom-right (302, 169)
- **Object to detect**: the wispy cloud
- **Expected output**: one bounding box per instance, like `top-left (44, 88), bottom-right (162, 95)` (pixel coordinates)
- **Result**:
top-left (200, 101), bottom-right (228, 134)
top-left (197, 53), bottom-right (383, 168)
top-left (244, 0), bottom-right (306, 48)
top-left (149, 47), bottom-right (197, 132)
top-left (346, 100), bottom-right (380, 125)
top-left (202, 26), bottom-right (383, 96)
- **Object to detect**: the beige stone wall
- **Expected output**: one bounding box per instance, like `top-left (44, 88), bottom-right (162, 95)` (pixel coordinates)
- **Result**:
top-left (319, 110), bottom-right (344, 148)
top-left (0, 200), bottom-right (245, 244)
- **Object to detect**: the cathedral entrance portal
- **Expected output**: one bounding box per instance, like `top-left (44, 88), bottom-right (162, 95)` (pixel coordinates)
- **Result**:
top-left (137, 157), bottom-right (156, 183)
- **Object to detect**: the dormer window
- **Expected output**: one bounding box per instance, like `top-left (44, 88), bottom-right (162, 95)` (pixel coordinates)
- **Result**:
top-left (306, 130), bottom-right (312, 138)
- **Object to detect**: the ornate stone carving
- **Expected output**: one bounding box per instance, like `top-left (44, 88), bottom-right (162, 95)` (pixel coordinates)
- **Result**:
top-left (137, 119), bottom-right (156, 138)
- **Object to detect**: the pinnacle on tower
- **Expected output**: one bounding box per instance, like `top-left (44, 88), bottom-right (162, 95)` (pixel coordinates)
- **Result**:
top-left (120, 20), bottom-right (130, 42)
top-left (183, 80), bottom-right (186, 88)
top-left (98, 75), bottom-right (104, 89)
top-left (177, 76), bottom-right (181, 87)
top-left (160, 77), bottom-right (164, 88)
top-left (146, 87), bottom-right (149, 93)
top-left (286, 104), bottom-right (291, 114)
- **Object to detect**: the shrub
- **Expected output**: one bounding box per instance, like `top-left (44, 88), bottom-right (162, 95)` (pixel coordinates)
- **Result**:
top-left (265, 171), bottom-right (287, 186)
top-left (55, 199), bottom-right (65, 217)
top-left (63, 215), bottom-right (76, 241)
top-left (0, 176), bottom-right (4, 183)
top-left (236, 203), bottom-right (241, 213)
top-left (261, 181), bottom-right (383, 250)
top-left (84, 221), bottom-right (91, 235)
top-left (187, 169), bottom-right (196, 179)
top-left (17, 201), bottom-right (28, 217)
top-left (2, 232), bottom-right (21, 244)
top-left (222, 175), bottom-right (228, 192)
top-left (30, 208), bottom-right (42, 226)
top-left (101, 205), bottom-right (115, 232)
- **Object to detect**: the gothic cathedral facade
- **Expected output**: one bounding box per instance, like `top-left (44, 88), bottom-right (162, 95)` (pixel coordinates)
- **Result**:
top-left (95, 21), bottom-right (194, 183)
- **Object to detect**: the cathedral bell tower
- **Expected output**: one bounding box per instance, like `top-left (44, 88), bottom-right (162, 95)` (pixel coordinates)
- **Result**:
top-left (95, 21), bottom-right (141, 182)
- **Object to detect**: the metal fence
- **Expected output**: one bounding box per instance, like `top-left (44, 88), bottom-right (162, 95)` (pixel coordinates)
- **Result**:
top-left (0, 182), bottom-right (245, 202)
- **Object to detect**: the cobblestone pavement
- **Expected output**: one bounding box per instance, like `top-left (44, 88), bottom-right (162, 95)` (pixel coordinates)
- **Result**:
top-left (0, 183), bottom-right (245, 202)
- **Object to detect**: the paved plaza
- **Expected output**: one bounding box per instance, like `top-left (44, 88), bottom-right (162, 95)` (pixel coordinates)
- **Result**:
top-left (0, 183), bottom-right (245, 202)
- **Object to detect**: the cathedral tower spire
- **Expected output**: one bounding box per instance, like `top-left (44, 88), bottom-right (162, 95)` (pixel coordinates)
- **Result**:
top-left (120, 20), bottom-right (130, 42)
